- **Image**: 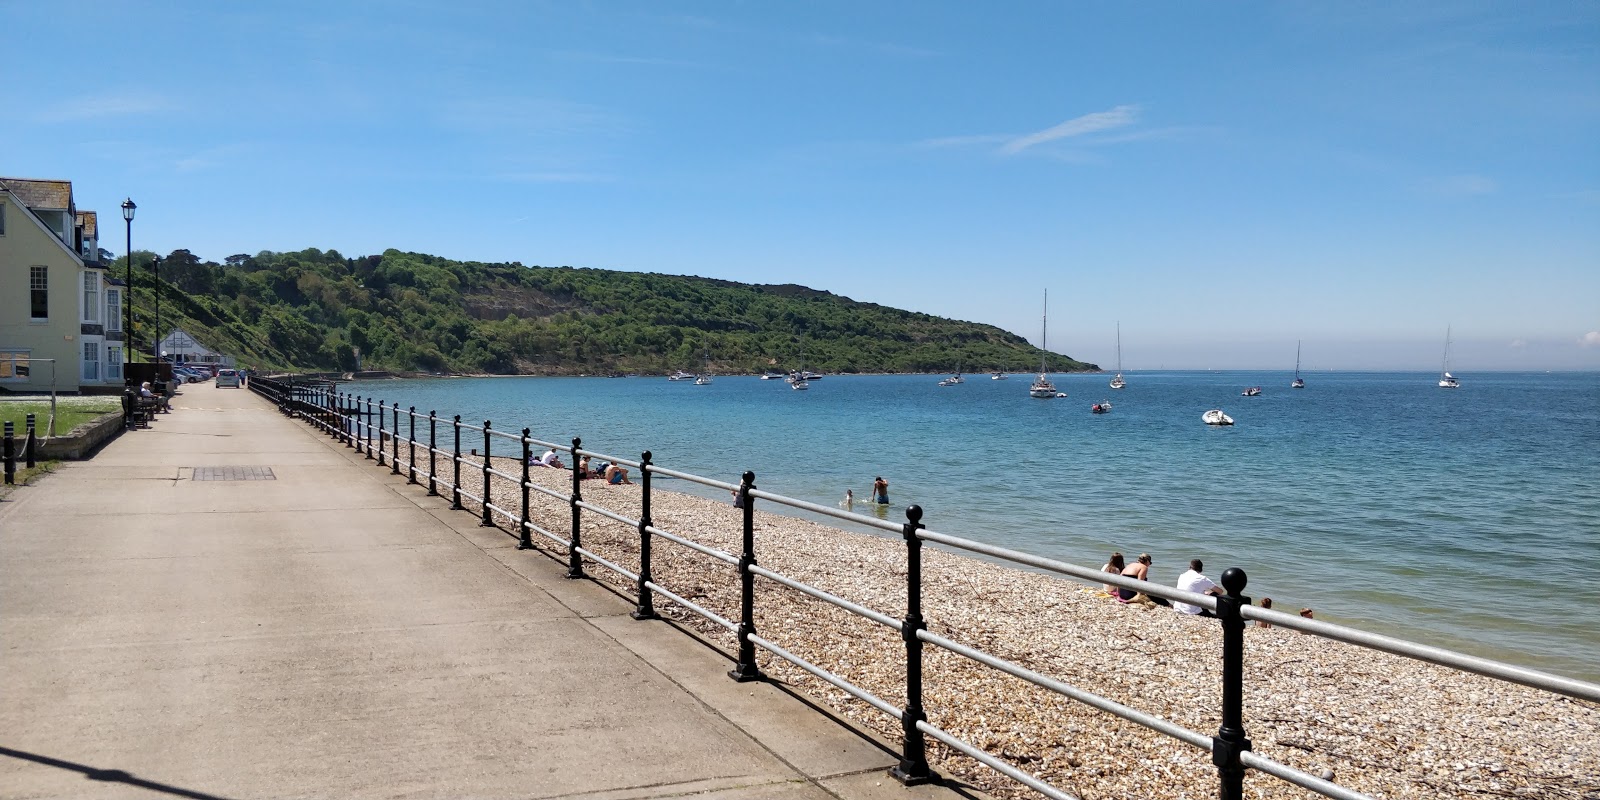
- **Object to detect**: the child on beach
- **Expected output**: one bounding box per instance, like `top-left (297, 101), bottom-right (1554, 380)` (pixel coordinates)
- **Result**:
top-left (1257, 597), bottom-right (1272, 628)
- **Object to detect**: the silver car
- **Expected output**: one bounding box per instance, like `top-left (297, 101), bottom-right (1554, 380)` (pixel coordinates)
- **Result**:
top-left (214, 368), bottom-right (241, 388)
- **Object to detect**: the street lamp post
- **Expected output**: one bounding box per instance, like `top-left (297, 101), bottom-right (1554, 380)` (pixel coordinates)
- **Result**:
top-left (151, 255), bottom-right (162, 362)
top-left (120, 198), bottom-right (135, 381)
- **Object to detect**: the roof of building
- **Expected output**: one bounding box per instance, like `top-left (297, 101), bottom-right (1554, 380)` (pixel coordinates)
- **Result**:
top-left (0, 177), bottom-right (73, 210)
top-left (76, 209), bottom-right (98, 237)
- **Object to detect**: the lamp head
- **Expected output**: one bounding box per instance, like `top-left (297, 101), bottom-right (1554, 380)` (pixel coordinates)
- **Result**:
top-left (121, 198), bottom-right (136, 222)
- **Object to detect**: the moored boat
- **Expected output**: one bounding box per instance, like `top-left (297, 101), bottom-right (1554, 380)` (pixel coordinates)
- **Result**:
top-left (1242, 386), bottom-right (1261, 397)
top-left (1029, 290), bottom-right (1059, 399)
top-left (1202, 409), bottom-right (1234, 426)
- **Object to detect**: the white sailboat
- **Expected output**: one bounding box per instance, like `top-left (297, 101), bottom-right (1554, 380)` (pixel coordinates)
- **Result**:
top-left (1029, 291), bottom-right (1059, 399)
top-left (1109, 322), bottom-right (1126, 389)
top-left (1291, 340), bottom-right (1305, 389)
top-left (1439, 326), bottom-right (1460, 388)
top-left (693, 349), bottom-right (713, 384)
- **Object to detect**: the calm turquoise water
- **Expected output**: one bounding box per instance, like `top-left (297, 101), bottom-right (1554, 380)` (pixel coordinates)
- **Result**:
top-left (351, 371), bottom-right (1600, 682)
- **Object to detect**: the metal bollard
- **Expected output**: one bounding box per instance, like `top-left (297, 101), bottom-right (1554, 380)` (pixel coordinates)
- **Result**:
top-left (727, 471), bottom-right (763, 682)
top-left (25, 413), bottom-right (37, 469)
top-left (480, 421), bottom-right (493, 527)
top-left (631, 451), bottom-right (658, 620)
top-left (566, 437), bottom-right (584, 579)
top-left (2, 421), bottom-right (14, 485)
top-left (1213, 568), bottom-right (1252, 800)
top-left (518, 429), bottom-right (532, 549)
top-left (890, 504), bottom-right (934, 784)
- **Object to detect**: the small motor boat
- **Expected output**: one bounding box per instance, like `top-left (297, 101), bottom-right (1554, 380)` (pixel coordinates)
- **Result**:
top-left (1202, 409), bottom-right (1234, 426)
top-left (1241, 387), bottom-right (1261, 397)
top-left (1091, 400), bottom-right (1112, 414)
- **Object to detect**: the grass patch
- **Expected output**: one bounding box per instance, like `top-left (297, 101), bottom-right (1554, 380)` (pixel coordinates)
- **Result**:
top-left (0, 398), bottom-right (121, 436)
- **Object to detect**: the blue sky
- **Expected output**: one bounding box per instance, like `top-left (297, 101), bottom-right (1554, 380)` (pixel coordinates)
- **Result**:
top-left (5, 2), bottom-right (1597, 370)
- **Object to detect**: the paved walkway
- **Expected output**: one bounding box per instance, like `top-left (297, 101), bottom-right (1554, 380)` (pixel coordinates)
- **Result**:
top-left (1, 385), bottom-right (981, 800)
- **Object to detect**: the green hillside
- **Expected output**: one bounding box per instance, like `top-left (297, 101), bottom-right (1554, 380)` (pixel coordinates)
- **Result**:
top-left (122, 248), bottom-right (1098, 376)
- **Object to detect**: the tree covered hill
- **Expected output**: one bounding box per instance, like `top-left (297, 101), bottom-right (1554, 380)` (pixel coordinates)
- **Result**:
top-left (129, 247), bottom-right (1098, 375)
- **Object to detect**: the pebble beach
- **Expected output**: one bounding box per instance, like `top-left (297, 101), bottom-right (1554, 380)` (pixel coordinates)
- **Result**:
top-left (434, 451), bottom-right (1599, 800)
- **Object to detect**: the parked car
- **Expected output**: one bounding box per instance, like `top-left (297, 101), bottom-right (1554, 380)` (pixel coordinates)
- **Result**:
top-left (214, 368), bottom-right (242, 389)
top-left (178, 364), bottom-right (215, 378)
top-left (172, 367), bottom-right (204, 383)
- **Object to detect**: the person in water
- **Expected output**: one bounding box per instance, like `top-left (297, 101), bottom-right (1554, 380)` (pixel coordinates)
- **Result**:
top-left (871, 476), bottom-right (889, 505)
top-left (842, 489), bottom-right (854, 508)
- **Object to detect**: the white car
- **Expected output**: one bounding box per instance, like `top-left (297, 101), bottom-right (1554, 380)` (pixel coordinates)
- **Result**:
top-left (214, 368), bottom-right (242, 388)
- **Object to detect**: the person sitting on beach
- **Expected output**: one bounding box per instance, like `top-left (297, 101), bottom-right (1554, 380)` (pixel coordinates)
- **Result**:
top-left (1174, 559), bottom-right (1225, 616)
top-left (1117, 553), bottom-right (1167, 605)
top-left (1101, 551), bottom-right (1125, 596)
top-left (1257, 597), bottom-right (1273, 628)
top-left (577, 455), bottom-right (595, 478)
top-left (530, 449), bottom-right (563, 469)
top-left (604, 463), bottom-right (632, 485)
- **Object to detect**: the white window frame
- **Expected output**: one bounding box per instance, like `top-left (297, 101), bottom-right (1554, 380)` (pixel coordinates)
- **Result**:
top-left (82, 341), bottom-right (100, 381)
top-left (107, 346), bottom-right (123, 381)
top-left (1, 349), bottom-right (31, 381)
top-left (83, 272), bottom-right (100, 324)
top-left (107, 289), bottom-right (122, 332)
top-left (30, 266), bottom-right (48, 321)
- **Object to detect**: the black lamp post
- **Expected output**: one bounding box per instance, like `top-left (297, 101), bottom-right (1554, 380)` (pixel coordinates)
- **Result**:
top-left (151, 255), bottom-right (163, 362)
top-left (120, 198), bottom-right (135, 379)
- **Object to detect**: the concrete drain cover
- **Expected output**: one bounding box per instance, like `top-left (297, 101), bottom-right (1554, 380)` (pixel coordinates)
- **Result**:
top-left (193, 466), bottom-right (276, 481)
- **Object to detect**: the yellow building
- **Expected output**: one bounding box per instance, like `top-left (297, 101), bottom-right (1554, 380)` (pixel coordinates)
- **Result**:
top-left (0, 177), bottom-right (125, 394)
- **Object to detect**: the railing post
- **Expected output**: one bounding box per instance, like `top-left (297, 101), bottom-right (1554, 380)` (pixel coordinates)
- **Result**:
top-left (727, 471), bottom-right (763, 682)
top-left (565, 437), bottom-right (585, 579)
top-left (2, 421), bottom-right (14, 486)
top-left (391, 403), bottom-right (401, 475)
top-left (891, 504), bottom-right (935, 784)
top-left (356, 396), bottom-right (368, 460)
top-left (451, 415), bottom-right (462, 509)
top-left (480, 421), bottom-right (494, 527)
top-left (517, 428), bottom-right (532, 549)
top-left (631, 451), bottom-right (658, 620)
top-left (342, 393), bottom-right (354, 447)
top-left (376, 400), bottom-right (387, 467)
top-left (407, 407), bottom-right (418, 484)
top-left (427, 411), bottom-right (439, 496)
top-left (1213, 568), bottom-right (1252, 800)
top-left (24, 413), bottom-right (37, 469)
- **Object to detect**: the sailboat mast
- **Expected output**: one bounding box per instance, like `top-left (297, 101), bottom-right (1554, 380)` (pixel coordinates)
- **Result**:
top-left (1040, 290), bottom-right (1048, 374)
top-left (1442, 325), bottom-right (1451, 376)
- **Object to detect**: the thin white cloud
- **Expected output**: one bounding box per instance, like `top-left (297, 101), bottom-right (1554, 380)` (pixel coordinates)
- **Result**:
top-left (1509, 339), bottom-right (1527, 348)
top-left (1424, 174), bottom-right (1498, 197)
top-left (915, 133), bottom-right (1013, 149)
top-left (999, 105), bottom-right (1140, 155)
top-left (491, 172), bottom-right (613, 184)
top-left (35, 91), bottom-right (173, 123)
top-left (1581, 331), bottom-right (1600, 348)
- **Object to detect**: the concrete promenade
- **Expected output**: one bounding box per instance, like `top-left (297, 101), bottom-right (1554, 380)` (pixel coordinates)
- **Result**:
top-left (1, 385), bottom-right (980, 799)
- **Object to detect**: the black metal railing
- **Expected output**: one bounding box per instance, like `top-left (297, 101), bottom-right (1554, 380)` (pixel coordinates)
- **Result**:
top-left (248, 376), bottom-right (1600, 800)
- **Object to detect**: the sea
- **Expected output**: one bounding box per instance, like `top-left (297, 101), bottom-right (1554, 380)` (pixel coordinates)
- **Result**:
top-left (347, 370), bottom-right (1600, 683)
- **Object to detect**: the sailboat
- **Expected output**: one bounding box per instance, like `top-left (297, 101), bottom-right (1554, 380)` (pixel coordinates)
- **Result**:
top-left (1109, 323), bottom-right (1126, 389)
top-left (1291, 340), bottom-right (1305, 389)
top-left (1439, 326), bottom-right (1460, 388)
top-left (694, 350), bottom-right (713, 384)
top-left (1029, 291), bottom-right (1059, 399)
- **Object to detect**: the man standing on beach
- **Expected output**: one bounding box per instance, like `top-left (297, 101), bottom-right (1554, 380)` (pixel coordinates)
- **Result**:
top-left (1174, 559), bottom-right (1224, 616)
